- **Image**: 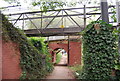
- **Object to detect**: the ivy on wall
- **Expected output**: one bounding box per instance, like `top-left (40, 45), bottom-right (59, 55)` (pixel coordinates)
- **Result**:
top-left (113, 26), bottom-right (120, 80)
top-left (28, 37), bottom-right (53, 73)
top-left (2, 14), bottom-right (53, 79)
top-left (79, 20), bottom-right (118, 80)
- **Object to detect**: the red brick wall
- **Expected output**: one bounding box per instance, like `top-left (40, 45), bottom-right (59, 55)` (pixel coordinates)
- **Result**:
top-left (69, 41), bottom-right (82, 66)
top-left (2, 40), bottom-right (21, 79)
top-left (48, 40), bottom-right (82, 66)
top-left (0, 39), bottom-right (2, 79)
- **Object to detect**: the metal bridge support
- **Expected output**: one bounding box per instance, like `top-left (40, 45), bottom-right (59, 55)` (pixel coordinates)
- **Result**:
top-left (67, 36), bottom-right (70, 65)
top-left (0, 10), bottom-right (2, 80)
top-left (0, 11), bottom-right (2, 35)
top-left (116, 0), bottom-right (120, 63)
top-left (116, 0), bottom-right (120, 24)
top-left (100, 0), bottom-right (109, 23)
top-left (83, 5), bottom-right (86, 28)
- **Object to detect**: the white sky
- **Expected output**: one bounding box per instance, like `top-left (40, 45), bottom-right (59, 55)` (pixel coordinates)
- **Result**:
top-left (0, 0), bottom-right (118, 14)
top-left (0, 0), bottom-right (118, 8)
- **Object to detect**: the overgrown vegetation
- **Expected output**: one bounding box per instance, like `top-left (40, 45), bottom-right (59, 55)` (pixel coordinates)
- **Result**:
top-left (69, 65), bottom-right (83, 78)
top-left (113, 26), bottom-right (120, 80)
top-left (2, 14), bottom-right (53, 79)
top-left (28, 37), bottom-right (53, 73)
top-left (79, 20), bottom-right (118, 80)
top-left (110, 7), bottom-right (117, 22)
top-left (56, 52), bottom-right (62, 64)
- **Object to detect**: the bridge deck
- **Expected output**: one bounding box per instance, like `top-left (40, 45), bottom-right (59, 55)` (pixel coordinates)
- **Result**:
top-left (24, 27), bottom-right (83, 37)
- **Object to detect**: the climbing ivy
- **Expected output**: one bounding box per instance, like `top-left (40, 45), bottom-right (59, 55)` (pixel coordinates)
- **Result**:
top-left (110, 7), bottom-right (117, 22)
top-left (2, 14), bottom-right (53, 79)
top-left (113, 26), bottom-right (120, 80)
top-left (28, 37), bottom-right (53, 73)
top-left (79, 21), bottom-right (118, 80)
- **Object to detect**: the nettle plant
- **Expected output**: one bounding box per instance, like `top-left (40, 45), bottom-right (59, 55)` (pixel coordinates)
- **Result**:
top-left (80, 20), bottom-right (118, 80)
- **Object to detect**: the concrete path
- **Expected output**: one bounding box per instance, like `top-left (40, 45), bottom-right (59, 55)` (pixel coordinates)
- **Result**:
top-left (46, 55), bottom-right (75, 79)
top-left (58, 55), bottom-right (67, 65)
top-left (46, 66), bottom-right (75, 79)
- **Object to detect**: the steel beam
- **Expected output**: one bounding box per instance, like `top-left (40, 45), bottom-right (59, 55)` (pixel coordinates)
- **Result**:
top-left (24, 27), bottom-right (83, 37)
top-left (6, 5), bottom-right (115, 16)
top-left (116, 0), bottom-right (120, 63)
top-left (9, 12), bottom-right (113, 21)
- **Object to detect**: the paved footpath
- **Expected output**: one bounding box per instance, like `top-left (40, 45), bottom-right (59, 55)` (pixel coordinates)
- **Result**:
top-left (58, 55), bottom-right (67, 65)
top-left (46, 55), bottom-right (75, 79)
top-left (46, 66), bottom-right (75, 79)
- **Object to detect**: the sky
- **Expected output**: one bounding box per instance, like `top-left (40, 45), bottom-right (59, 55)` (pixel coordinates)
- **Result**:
top-left (0, 0), bottom-right (118, 8)
top-left (0, 0), bottom-right (118, 15)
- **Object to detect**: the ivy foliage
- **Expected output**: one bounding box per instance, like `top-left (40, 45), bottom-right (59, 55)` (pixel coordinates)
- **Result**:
top-left (79, 20), bottom-right (118, 80)
top-left (110, 7), bottom-right (117, 22)
top-left (28, 37), bottom-right (53, 73)
top-left (2, 14), bottom-right (53, 79)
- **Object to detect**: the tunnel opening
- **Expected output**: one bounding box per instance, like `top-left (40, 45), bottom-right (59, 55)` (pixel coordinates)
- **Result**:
top-left (52, 48), bottom-right (68, 66)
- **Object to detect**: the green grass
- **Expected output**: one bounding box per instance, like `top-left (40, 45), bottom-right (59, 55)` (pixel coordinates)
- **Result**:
top-left (69, 65), bottom-right (83, 72)
top-left (69, 65), bottom-right (83, 78)
top-left (56, 53), bottom-right (62, 64)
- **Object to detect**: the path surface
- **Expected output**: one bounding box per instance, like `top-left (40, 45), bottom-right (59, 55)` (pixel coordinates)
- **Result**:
top-left (58, 55), bottom-right (67, 65)
top-left (46, 66), bottom-right (75, 79)
top-left (46, 55), bottom-right (75, 79)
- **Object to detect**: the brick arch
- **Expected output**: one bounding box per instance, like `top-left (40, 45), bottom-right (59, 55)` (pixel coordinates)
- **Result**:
top-left (48, 40), bottom-right (82, 66)
top-left (51, 47), bottom-right (68, 64)
top-left (48, 42), bottom-right (68, 53)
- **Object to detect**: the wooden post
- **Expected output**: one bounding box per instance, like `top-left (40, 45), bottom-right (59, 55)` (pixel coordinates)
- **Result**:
top-left (100, 0), bottom-right (109, 23)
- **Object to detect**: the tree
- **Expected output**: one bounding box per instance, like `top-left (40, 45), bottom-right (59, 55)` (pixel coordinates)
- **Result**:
top-left (3, 0), bottom-right (20, 5)
top-left (32, 0), bottom-right (78, 12)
